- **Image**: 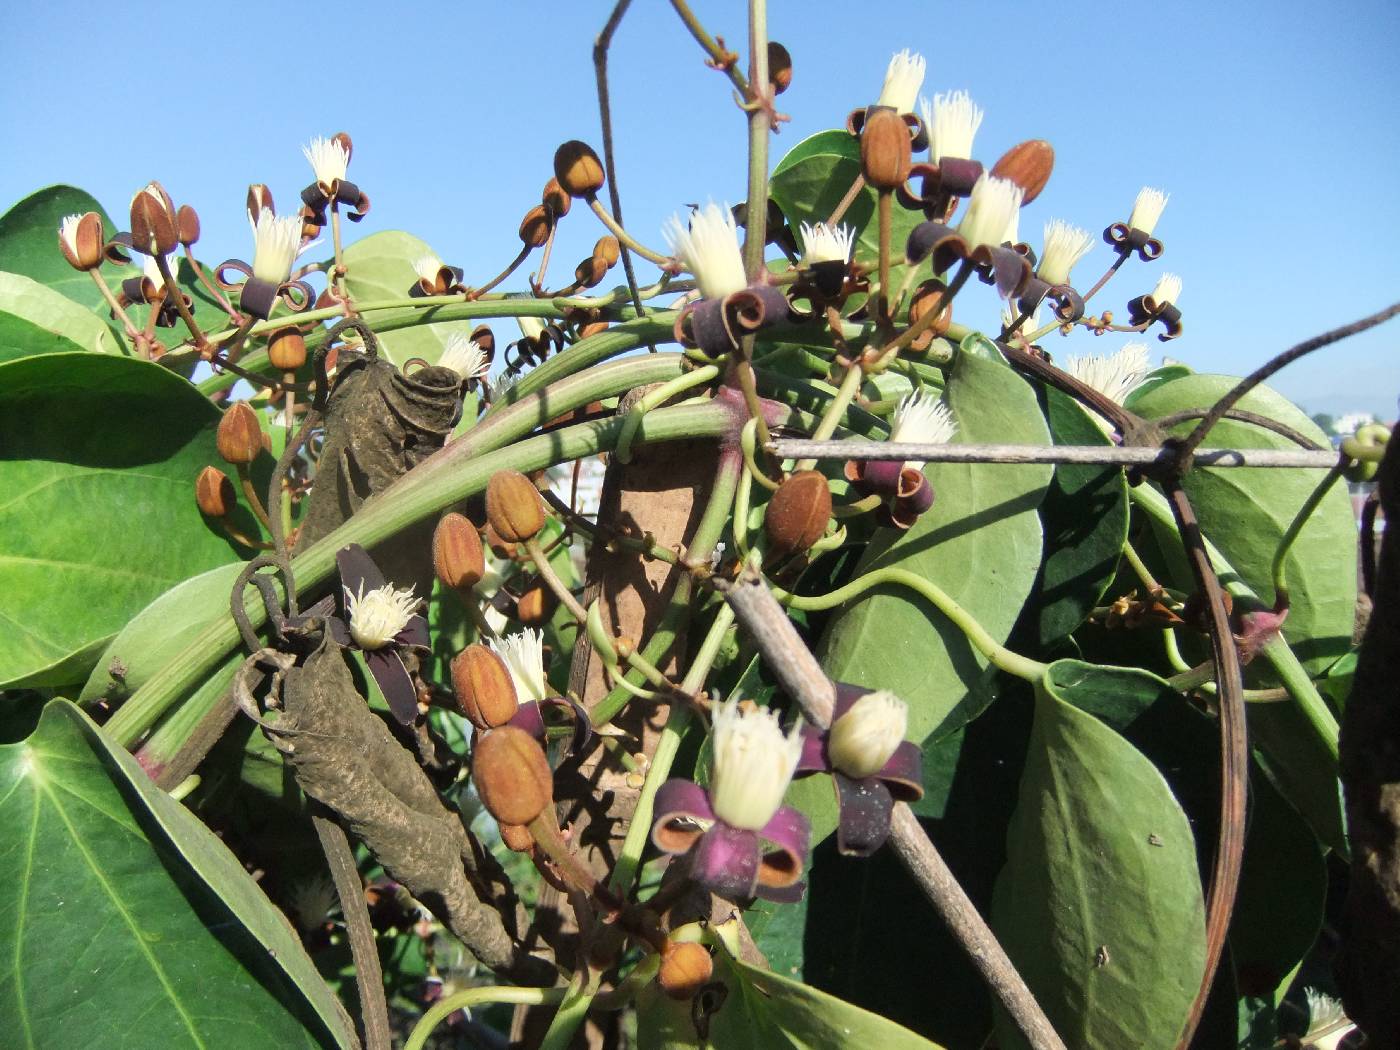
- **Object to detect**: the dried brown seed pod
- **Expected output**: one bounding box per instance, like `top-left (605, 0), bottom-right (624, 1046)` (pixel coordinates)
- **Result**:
top-left (765, 470), bottom-right (832, 556)
top-left (452, 644), bottom-right (519, 730)
top-left (658, 941), bottom-right (714, 1000)
top-left (989, 140), bottom-right (1054, 206)
top-left (433, 512), bottom-right (485, 592)
top-left (859, 107), bottom-right (912, 191)
top-left (267, 327), bottom-right (307, 371)
top-left (768, 41), bottom-right (793, 94)
top-left (541, 177), bottom-right (571, 218)
top-left (553, 140), bottom-right (606, 198)
top-left (194, 465), bottom-right (236, 518)
top-left (518, 204), bottom-right (553, 248)
top-left (57, 212), bottom-right (104, 272)
top-left (472, 726), bottom-right (553, 826)
top-left (515, 581), bottom-right (558, 626)
top-left (485, 471), bottom-right (545, 543)
top-left (216, 403), bottom-right (264, 466)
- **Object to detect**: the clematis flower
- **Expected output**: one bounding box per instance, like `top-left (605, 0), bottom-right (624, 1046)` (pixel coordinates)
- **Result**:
top-left (215, 209), bottom-right (315, 320)
top-left (797, 221), bottom-right (854, 297)
top-left (488, 627), bottom-right (591, 755)
top-left (923, 90), bottom-right (983, 165)
top-left (327, 543), bottom-right (429, 724)
top-left (1013, 219), bottom-right (1095, 323)
top-left (1127, 187), bottom-right (1169, 237)
top-left (794, 686), bottom-right (923, 856)
top-left (1064, 342), bottom-right (1152, 436)
top-left (301, 133), bottom-right (370, 227)
top-left (958, 173), bottom-right (1023, 252)
top-left (1126, 272), bottom-right (1184, 340)
top-left (905, 174), bottom-right (1032, 299)
top-left (875, 50), bottom-right (926, 115)
top-left (410, 253), bottom-right (466, 297)
top-left (651, 698), bottom-right (810, 903)
top-left (846, 389), bottom-right (956, 530)
top-left (1106, 186), bottom-right (1169, 259)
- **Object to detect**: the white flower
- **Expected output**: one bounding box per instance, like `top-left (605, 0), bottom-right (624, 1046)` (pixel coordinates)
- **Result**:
top-left (958, 174), bottom-right (1023, 253)
top-left (1064, 342), bottom-right (1152, 409)
top-left (303, 135), bottom-right (350, 189)
top-left (875, 50), bottom-right (926, 114)
top-left (921, 90), bottom-right (983, 164)
top-left (344, 580), bottom-right (418, 650)
top-left (249, 208), bottom-right (302, 285)
top-left (1149, 272), bottom-right (1182, 308)
top-left (890, 388), bottom-right (957, 471)
top-left (489, 628), bottom-right (549, 704)
top-left (1001, 207), bottom-right (1019, 247)
top-left (663, 202), bottom-right (748, 301)
top-left (1303, 988), bottom-right (1354, 1050)
top-left (1127, 187), bottom-right (1169, 236)
top-left (708, 697), bottom-right (803, 831)
top-left (58, 214), bottom-right (85, 257)
top-left (828, 691), bottom-right (908, 779)
top-left (414, 254), bottom-right (444, 283)
top-left (1038, 220), bottom-right (1095, 286)
top-left (438, 333), bottom-right (489, 381)
top-left (142, 252), bottom-right (178, 286)
top-left (798, 222), bottom-right (855, 267)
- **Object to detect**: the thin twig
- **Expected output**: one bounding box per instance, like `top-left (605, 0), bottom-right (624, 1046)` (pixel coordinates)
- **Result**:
top-left (766, 439), bottom-right (1343, 470)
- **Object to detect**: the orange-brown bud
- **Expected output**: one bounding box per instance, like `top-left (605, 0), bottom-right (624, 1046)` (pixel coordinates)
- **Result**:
top-left (473, 726), bottom-right (553, 826)
top-left (593, 236), bottom-right (621, 268)
top-left (57, 212), bottom-right (105, 272)
top-left (989, 140), bottom-right (1055, 206)
top-left (859, 107), bottom-right (912, 191)
top-left (515, 581), bottom-right (558, 627)
top-left (194, 465), bottom-right (236, 518)
top-left (553, 140), bottom-right (606, 198)
top-left (908, 279), bottom-right (953, 349)
top-left (768, 42), bottom-right (793, 94)
top-left (574, 255), bottom-right (608, 289)
top-left (499, 823), bottom-right (535, 853)
top-left (658, 941), bottom-right (714, 1000)
top-left (470, 324), bottom-right (496, 364)
top-left (176, 204), bottom-right (200, 247)
top-left (486, 471), bottom-right (545, 543)
top-left (216, 402), bottom-right (263, 466)
top-left (483, 521), bottom-right (517, 560)
top-left (541, 177), bottom-right (571, 218)
top-left (130, 181), bottom-right (179, 256)
top-left (765, 470), bottom-right (832, 556)
top-left (452, 644), bottom-right (519, 730)
top-left (267, 327), bottom-right (307, 371)
top-left (247, 183), bottom-right (276, 220)
top-left (519, 204), bottom-right (553, 248)
top-left (434, 512), bottom-right (486, 591)
top-left (578, 320), bottom-right (610, 339)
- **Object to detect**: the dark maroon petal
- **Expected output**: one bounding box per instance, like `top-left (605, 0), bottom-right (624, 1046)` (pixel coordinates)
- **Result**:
top-left (755, 879), bottom-right (806, 904)
top-left (795, 726), bottom-right (830, 775)
top-left (879, 740), bottom-right (924, 803)
top-left (905, 221), bottom-right (957, 265)
top-left (336, 543), bottom-right (386, 612)
top-left (396, 613), bottom-right (430, 650)
top-left (651, 779), bottom-right (716, 856)
top-left (757, 804), bottom-right (810, 891)
top-left (690, 823), bottom-right (761, 902)
top-left (366, 648), bottom-right (419, 725)
top-left (897, 472), bottom-right (934, 515)
top-left (239, 276), bottom-right (280, 321)
top-left (832, 683), bottom-right (866, 722)
top-left (327, 615), bottom-right (351, 647)
top-left (834, 773), bottom-right (894, 857)
top-left (861, 459), bottom-right (904, 497)
top-left (688, 296), bottom-right (733, 356)
top-left (508, 700), bottom-right (546, 739)
top-left (937, 157), bottom-right (984, 198)
top-left (301, 183), bottom-right (331, 211)
top-left (541, 695), bottom-right (593, 758)
top-left (334, 180), bottom-right (363, 207)
top-left (983, 245), bottom-right (1031, 299)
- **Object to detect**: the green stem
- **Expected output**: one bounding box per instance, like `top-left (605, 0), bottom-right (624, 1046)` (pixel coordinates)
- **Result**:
top-left (615, 364), bottom-right (719, 463)
top-left (771, 566), bottom-right (1047, 681)
top-left (404, 986), bottom-right (563, 1050)
top-left (741, 0), bottom-right (771, 279)
top-left (1271, 463), bottom-right (1345, 601)
top-left (538, 972), bottom-right (597, 1050)
top-left (1121, 540), bottom-right (1162, 594)
top-left (795, 360), bottom-right (864, 471)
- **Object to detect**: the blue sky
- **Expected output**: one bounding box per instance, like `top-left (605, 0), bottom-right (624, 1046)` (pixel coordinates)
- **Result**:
top-left (3, 0), bottom-right (1398, 416)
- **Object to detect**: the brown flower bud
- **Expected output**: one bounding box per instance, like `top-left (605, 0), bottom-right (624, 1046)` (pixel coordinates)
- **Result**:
top-left (515, 581), bottom-right (558, 627)
top-left (176, 204), bottom-right (200, 247)
top-left (470, 324), bottom-right (496, 364)
top-left (908, 279), bottom-right (953, 349)
top-left (57, 212), bottom-right (105, 272)
top-left (541, 177), bottom-right (571, 218)
top-left (990, 140), bottom-right (1055, 207)
top-left (452, 644), bottom-right (518, 730)
top-left (247, 183), bottom-right (275, 220)
top-left (768, 42), bottom-right (793, 94)
top-left (658, 941), bottom-right (714, 1000)
top-left (483, 521), bottom-right (517, 560)
top-left (574, 255), bottom-right (608, 289)
top-left (216, 402), bottom-right (263, 466)
top-left (194, 465), bottom-right (236, 518)
top-left (765, 470), bottom-right (832, 556)
top-left (593, 236), bottom-right (621, 268)
top-left (267, 327), bottom-right (307, 371)
top-left (499, 823), bottom-right (535, 853)
top-left (553, 140), bottom-right (605, 198)
top-left (486, 471), bottom-right (545, 543)
top-left (130, 181), bottom-right (179, 256)
top-left (332, 131), bottom-right (354, 161)
top-left (578, 320), bottom-right (610, 339)
top-left (473, 726), bottom-right (553, 826)
top-left (859, 107), bottom-right (912, 191)
top-left (433, 512), bottom-right (485, 591)
top-left (519, 204), bottom-right (553, 248)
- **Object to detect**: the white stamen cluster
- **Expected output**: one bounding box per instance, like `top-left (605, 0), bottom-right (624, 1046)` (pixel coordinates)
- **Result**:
top-left (1149, 272), bottom-right (1182, 308)
top-left (827, 691), bottom-right (908, 779)
top-left (708, 697), bottom-right (804, 831)
top-left (1064, 343), bottom-right (1152, 409)
top-left (344, 580), bottom-right (418, 650)
top-left (890, 389), bottom-right (957, 471)
top-left (1127, 187), bottom-right (1169, 236)
top-left (438, 333), bottom-right (489, 381)
top-left (489, 627), bottom-right (549, 704)
top-left (1038, 220), bottom-right (1095, 286)
top-left (875, 50), bottom-right (926, 114)
top-left (798, 221), bottom-right (855, 267)
top-left (663, 202), bottom-right (748, 301)
top-left (958, 174), bottom-right (1024, 254)
top-left (58, 214), bottom-right (84, 257)
top-left (921, 90), bottom-right (984, 164)
top-left (414, 254), bottom-right (444, 283)
top-left (303, 135), bottom-right (350, 189)
top-left (142, 253), bottom-right (178, 286)
top-left (250, 208), bottom-right (303, 284)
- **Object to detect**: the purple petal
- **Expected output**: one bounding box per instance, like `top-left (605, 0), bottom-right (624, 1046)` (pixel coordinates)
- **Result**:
top-left (690, 823), bottom-right (761, 902)
top-left (336, 543), bottom-right (385, 611)
top-left (861, 459), bottom-right (904, 497)
top-left (879, 740), bottom-right (924, 803)
top-left (366, 648), bottom-right (419, 725)
top-left (396, 613), bottom-right (430, 650)
top-left (796, 726), bottom-right (830, 775)
top-left (327, 615), bottom-right (351, 647)
top-left (541, 695), bottom-right (593, 758)
top-left (508, 700), bottom-right (546, 739)
top-left (832, 683), bottom-right (866, 722)
top-left (687, 296), bottom-right (733, 356)
top-left (834, 773), bottom-right (894, 858)
top-left (757, 804), bottom-right (810, 892)
top-left (755, 879), bottom-right (806, 904)
top-left (651, 779), bottom-right (716, 857)
top-left (897, 471), bottom-right (934, 514)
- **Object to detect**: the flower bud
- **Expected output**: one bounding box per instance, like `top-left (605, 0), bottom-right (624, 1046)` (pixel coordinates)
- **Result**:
top-left (176, 204), bottom-right (200, 247)
top-left (593, 235), bottom-right (621, 268)
top-left (989, 140), bottom-right (1055, 206)
top-left (767, 41), bottom-right (793, 94)
top-left (470, 324), bottom-right (496, 363)
top-left (541, 177), bottom-right (571, 218)
top-left (267, 327), bottom-right (307, 371)
top-left (658, 941), bottom-right (714, 1000)
top-left (246, 184), bottom-right (275, 222)
top-left (499, 823), bottom-right (535, 853)
top-left (553, 140), bottom-right (606, 198)
top-left (486, 471), bottom-right (545, 543)
top-left (764, 470), bottom-right (831, 556)
top-left (194, 465), bottom-right (236, 518)
top-left (859, 107), bottom-right (912, 191)
top-left (578, 320), bottom-right (610, 339)
top-left (519, 204), bottom-right (553, 248)
top-left (473, 726), bottom-right (553, 826)
top-left (130, 182), bottom-right (179, 256)
top-left (216, 402), bottom-right (264, 465)
top-left (433, 512), bottom-right (485, 592)
top-left (908, 279), bottom-right (953, 347)
top-left (452, 644), bottom-right (519, 730)
top-left (515, 582), bottom-right (558, 627)
top-left (574, 255), bottom-right (608, 289)
top-left (57, 212), bottom-right (105, 272)
top-left (828, 690), bottom-right (907, 779)
top-left (483, 521), bottom-right (518, 560)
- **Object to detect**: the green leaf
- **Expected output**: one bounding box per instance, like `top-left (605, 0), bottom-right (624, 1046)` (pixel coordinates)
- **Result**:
top-left (991, 662), bottom-right (1207, 1050)
top-left (0, 186), bottom-right (125, 315)
top-left (816, 340), bottom-right (1052, 745)
top-left (0, 271), bottom-right (125, 362)
top-left (341, 231), bottom-right (479, 366)
top-left (1130, 374), bottom-right (1355, 676)
top-left (1247, 699), bottom-right (1347, 855)
top-left (0, 701), bottom-right (352, 1048)
top-left (0, 354), bottom-right (247, 688)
